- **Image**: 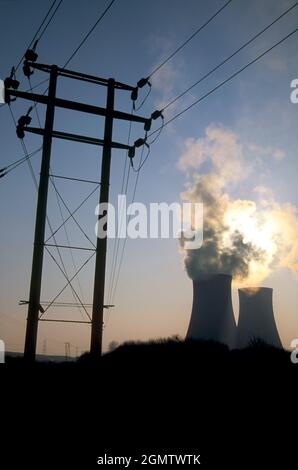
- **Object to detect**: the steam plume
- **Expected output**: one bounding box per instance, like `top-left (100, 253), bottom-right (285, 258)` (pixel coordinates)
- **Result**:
top-left (178, 125), bottom-right (298, 285)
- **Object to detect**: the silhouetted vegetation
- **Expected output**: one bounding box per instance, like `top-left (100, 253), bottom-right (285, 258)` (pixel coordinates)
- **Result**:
top-left (3, 337), bottom-right (296, 467)
top-left (5, 336), bottom-right (293, 373)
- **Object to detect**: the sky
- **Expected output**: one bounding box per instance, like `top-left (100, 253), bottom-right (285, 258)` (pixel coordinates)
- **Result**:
top-left (0, 0), bottom-right (297, 356)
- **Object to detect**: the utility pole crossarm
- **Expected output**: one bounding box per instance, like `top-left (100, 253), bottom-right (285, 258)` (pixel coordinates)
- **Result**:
top-left (24, 126), bottom-right (134, 151)
top-left (6, 89), bottom-right (149, 125)
top-left (25, 61), bottom-right (135, 91)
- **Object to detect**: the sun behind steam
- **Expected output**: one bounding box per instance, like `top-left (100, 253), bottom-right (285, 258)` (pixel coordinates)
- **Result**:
top-left (178, 125), bottom-right (298, 287)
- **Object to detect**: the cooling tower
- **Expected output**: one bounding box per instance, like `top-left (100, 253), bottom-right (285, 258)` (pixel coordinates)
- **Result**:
top-left (186, 274), bottom-right (236, 348)
top-left (237, 287), bottom-right (282, 349)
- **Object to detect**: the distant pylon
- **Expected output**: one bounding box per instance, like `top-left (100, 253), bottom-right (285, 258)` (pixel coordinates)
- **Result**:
top-left (64, 342), bottom-right (71, 360)
top-left (42, 339), bottom-right (47, 355)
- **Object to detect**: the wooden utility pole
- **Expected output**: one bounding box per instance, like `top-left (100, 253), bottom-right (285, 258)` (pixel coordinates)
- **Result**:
top-left (24, 65), bottom-right (57, 361)
top-left (91, 78), bottom-right (115, 355)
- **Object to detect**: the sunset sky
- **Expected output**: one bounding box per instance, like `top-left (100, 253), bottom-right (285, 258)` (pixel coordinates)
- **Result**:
top-left (0, 0), bottom-right (297, 356)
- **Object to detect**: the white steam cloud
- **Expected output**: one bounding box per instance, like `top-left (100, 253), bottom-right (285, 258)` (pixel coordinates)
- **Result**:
top-left (178, 125), bottom-right (298, 285)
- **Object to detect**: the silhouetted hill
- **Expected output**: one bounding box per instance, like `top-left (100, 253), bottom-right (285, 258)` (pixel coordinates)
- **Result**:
top-left (5, 336), bottom-right (294, 373)
top-left (2, 338), bottom-right (297, 467)
top-left (74, 336), bottom-right (290, 371)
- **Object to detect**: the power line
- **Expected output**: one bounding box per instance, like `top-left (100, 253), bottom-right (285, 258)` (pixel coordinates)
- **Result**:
top-left (107, 107), bottom-right (134, 305)
top-left (24, 79), bottom-right (97, 253)
top-left (19, 0), bottom-right (228, 113)
top-left (0, 79), bottom-right (49, 109)
top-left (15, 0), bottom-right (64, 72)
top-left (161, 1), bottom-right (298, 112)
top-left (0, 146), bottom-right (42, 177)
top-left (148, 29), bottom-right (298, 138)
top-left (0, 1), bottom-right (63, 110)
top-left (131, 145), bottom-right (151, 173)
top-left (35, 0), bottom-right (64, 45)
top-left (2, 0), bottom-right (117, 316)
top-left (63, 0), bottom-right (118, 68)
top-left (148, 0), bottom-right (233, 79)
top-left (107, 130), bottom-right (162, 304)
top-left (108, 27), bottom-right (298, 312)
top-left (6, 0), bottom-right (118, 116)
top-left (3, 4), bottom-right (147, 358)
top-left (27, 77), bottom-right (89, 322)
top-left (109, 144), bottom-right (146, 307)
top-left (14, 4), bottom-right (293, 158)
top-left (25, 78), bottom-right (50, 93)
top-left (7, 105), bottom-right (91, 322)
top-left (107, 29), bottom-right (298, 301)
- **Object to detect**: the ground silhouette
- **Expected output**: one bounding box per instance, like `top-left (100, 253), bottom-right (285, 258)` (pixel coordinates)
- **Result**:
top-left (3, 338), bottom-right (296, 466)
